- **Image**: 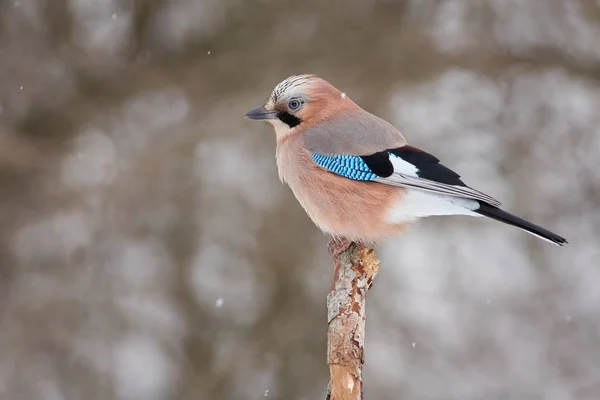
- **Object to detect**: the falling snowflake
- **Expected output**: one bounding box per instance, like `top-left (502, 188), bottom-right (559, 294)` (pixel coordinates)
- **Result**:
top-left (215, 297), bottom-right (223, 308)
top-left (341, 92), bottom-right (346, 99)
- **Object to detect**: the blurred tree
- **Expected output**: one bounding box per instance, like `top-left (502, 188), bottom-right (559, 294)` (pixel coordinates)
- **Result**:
top-left (0, 1), bottom-right (598, 399)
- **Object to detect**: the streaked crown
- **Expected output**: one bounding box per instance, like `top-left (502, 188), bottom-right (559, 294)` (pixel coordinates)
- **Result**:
top-left (267, 74), bottom-right (318, 105)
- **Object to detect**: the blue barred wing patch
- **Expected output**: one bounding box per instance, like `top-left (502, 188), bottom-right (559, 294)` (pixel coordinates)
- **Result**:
top-left (311, 153), bottom-right (378, 181)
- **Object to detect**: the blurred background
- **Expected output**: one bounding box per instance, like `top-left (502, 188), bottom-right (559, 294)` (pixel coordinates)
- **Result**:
top-left (0, 1), bottom-right (599, 399)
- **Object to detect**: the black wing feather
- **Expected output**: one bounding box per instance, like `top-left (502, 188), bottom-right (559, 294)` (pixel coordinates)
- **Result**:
top-left (389, 146), bottom-right (465, 186)
top-left (360, 151), bottom-right (394, 177)
top-left (357, 145), bottom-right (502, 207)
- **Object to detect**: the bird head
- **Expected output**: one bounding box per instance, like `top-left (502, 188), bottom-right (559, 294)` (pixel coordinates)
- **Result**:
top-left (245, 74), bottom-right (353, 136)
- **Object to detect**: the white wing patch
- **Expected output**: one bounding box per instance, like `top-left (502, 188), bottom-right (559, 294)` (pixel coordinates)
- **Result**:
top-left (377, 154), bottom-right (502, 207)
top-left (388, 154), bottom-right (419, 175)
top-left (388, 190), bottom-right (481, 223)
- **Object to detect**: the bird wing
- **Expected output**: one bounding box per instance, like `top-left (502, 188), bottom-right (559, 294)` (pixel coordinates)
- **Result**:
top-left (303, 108), bottom-right (408, 156)
top-left (302, 110), bottom-right (502, 207)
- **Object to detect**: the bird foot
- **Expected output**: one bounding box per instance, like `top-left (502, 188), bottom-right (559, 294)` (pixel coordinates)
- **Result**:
top-left (327, 236), bottom-right (352, 258)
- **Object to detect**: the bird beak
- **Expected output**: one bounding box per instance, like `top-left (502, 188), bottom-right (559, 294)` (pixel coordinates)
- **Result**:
top-left (245, 106), bottom-right (278, 120)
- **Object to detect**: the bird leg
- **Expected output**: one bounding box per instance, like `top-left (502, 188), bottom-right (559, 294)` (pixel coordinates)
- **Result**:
top-left (327, 236), bottom-right (352, 259)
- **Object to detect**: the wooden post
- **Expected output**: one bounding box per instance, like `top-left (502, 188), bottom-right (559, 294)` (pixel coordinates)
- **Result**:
top-left (326, 239), bottom-right (380, 400)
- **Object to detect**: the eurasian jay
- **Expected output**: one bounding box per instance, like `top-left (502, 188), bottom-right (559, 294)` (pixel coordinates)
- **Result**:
top-left (245, 74), bottom-right (567, 249)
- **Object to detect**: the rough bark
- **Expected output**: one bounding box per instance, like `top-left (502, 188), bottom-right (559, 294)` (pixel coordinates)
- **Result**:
top-left (326, 239), bottom-right (380, 400)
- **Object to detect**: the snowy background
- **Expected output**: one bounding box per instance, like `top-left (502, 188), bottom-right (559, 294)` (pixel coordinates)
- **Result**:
top-left (0, 1), bottom-right (599, 399)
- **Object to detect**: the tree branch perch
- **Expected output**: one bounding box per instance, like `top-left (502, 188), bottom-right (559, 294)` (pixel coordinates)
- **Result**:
top-left (326, 238), bottom-right (380, 400)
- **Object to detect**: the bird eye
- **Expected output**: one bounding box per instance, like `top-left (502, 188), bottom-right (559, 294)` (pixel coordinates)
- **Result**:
top-left (288, 99), bottom-right (301, 110)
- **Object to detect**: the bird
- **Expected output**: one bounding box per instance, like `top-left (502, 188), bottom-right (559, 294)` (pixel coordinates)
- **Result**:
top-left (245, 74), bottom-right (567, 252)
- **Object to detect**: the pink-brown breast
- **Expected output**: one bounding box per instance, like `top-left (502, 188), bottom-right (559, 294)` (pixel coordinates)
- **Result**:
top-left (276, 134), bottom-right (409, 243)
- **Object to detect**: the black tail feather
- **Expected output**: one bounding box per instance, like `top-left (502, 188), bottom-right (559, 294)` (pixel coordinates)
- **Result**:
top-left (474, 203), bottom-right (567, 246)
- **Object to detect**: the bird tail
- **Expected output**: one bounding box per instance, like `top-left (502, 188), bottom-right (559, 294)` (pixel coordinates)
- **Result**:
top-left (474, 202), bottom-right (567, 246)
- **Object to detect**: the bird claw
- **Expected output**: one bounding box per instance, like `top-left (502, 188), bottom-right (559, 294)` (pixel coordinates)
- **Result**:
top-left (327, 236), bottom-right (352, 258)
